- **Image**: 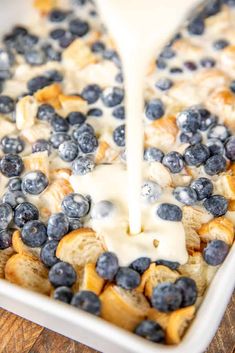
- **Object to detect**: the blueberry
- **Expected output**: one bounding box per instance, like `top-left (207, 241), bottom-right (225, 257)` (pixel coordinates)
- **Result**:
top-left (0, 95), bottom-right (15, 114)
top-left (184, 143), bottom-right (210, 167)
top-left (203, 0), bottom-right (221, 17)
top-left (87, 108), bottom-right (103, 117)
top-left (49, 9), bottom-right (67, 22)
top-left (50, 28), bottom-right (66, 40)
top-left (190, 177), bottom-right (213, 200)
top-left (0, 80), bottom-right (4, 93)
top-left (173, 186), bottom-right (198, 205)
top-left (0, 49), bottom-right (14, 71)
top-left (200, 57), bottom-right (216, 68)
top-left (224, 0), bottom-right (235, 6)
top-left (115, 72), bottom-right (123, 83)
top-left (24, 49), bottom-right (46, 66)
top-left (113, 124), bottom-right (125, 147)
top-left (37, 104), bottom-right (55, 121)
top-left (155, 77), bottom-right (173, 91)
top-left (69, 18), bottom-right (90, 37)
top-left (103, 49), bottom-right (121, 68)
top-left (2, 190), bottom-right (26, 208)
top-left (59, 33), bottom-right (75, 48)
top-left (81, 84), bottom-right (101, 104)
top-left (91, 41), bottom-right (106, 53)
top-left (151, 282), bottom-right (182, 312)
top-left (101, 87), bottom-right (124, 108)
top-left (72, 123), bottom-right (95, 141)
top-left (15, 33), bottom-right (39, 54)
top-left (156, 58), bottom-right (167, 70)
top-left (115, 267), bottom-right (140, 290)
top-left (40, 240), bottom-right (59, 267)
top-left (157, 203), bottom-right (182, 222)
top-left (112, 106), bottom-right (125, 120)
top-left (160, 46), bottom-right (175, 59)
top-left (22, 171), bottom-right (48, 195)
top-left (49, 261), bottom-right (77, 287)
top-left (198, 108), bottom-right (217, 131)
top-left (53, 286), bottom-right (73, 303)
top-left (141, 181), bottom-right (162, 203)
top-left (42, 44), bottom-right (61, 62)
top-left (187, 15), bottom-right (205, 35)
top-left (225, 136), bottom-right (235, 161)
top-left (145, 99), bottom-right (165, 120)
top-left (1, 136), bottom-right (24, 154)
top-left (50, 133), bottom-right (71, 149)
top-left (96, 251), bottom-right (119, 280)
top-left (169, 67), bottom-right (183, 74)
top-left (130, 257), bottom-right (151, 275)
top-left (67, 111), bottom-right (86, 125)
top-left (134, 320), bottom-right (165, 343)
top-left (44, 69), bottom-right (63, 83)
top-left (204, 155), bottom-right (226, 175)
top-left (14, 202), bottom-right (39, 228)
top-left (144, 147), bottom-right (164, 162)
top-left (213, 39), bottom-right (229, 50)
top-left (27, 76), bottom-right (51, 94)
top-left (0, 229), bottom-right (13, 249)
top-left (0, 154), bottom-right (24, 177)
top-left (175, 277), bottom-right (198, 307)
top-left (91, 201), bottom-right (115, 220)
top-left (180, 132), bottom-right (202, 145)
top-left (47, 213), bottom-right (69, 241)
top-left (8, 177), bottom-right (22, 191)
top-left (203, 195), bottom-right (228, 216)
top-left (0, 203), bottom-right (13, 229)
top-left (62, 193), bottom-right (90, 218)
top-left (77, 132), bottom-right (98, 154)
top-left (177, 108), bottom-right (201, 133)
top-left (72, 155), bottom-right (95, 175)
top-left (155, 260), bottom-right (179, 270)
top-left (230, 80), bottom-right (235, 93)
top-left (203, 240), bottom-right (229, 266)
top-left (162, 151), bottom-right (184, 173)
top-left (206, 138), bottom-right (224, 156)
top-left (32, 139), bottom-right (51, 154)
top-left (21, 220), bottom-right (47, 247)
top-left (58, 141), bottom-right (78, 162)
top-left (207, 124), bottom-right (230, 141)
top-left (184, 61), bottom-right (197, 71)
top-left (71, 290), bottom-right (101, 316)
top-left (51, 114), bottom-right (69, 133)
top-left (68, 217), bottom-right (82, 231)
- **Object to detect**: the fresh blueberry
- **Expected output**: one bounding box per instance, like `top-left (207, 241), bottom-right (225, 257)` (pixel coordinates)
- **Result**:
top-left (91, 201), bottom-right (115, 220)
top-left (141, 181), bottom-right (162, 203)
top-left (101, 87), bottom-right (124, 108)
top-left (103, 49), bottom-right (121, 68)
top-left (190, 177), bottom-right (213, 200)
top-left (27, 76), bottom-right (51, 94)
top-left (44, 69), bottom-right (63, 83)
top-left (115, 267), bottom-right (140, 290)
top-left (144, 147), bottom-right (164, 162)
top-left (225, 136), bottom-right (235, 161)
top-left (155, 260), bottom-right (179, 270)
top-left (173, 186), bottom-right (198, 205)
top-left (71, 290), bottom-right (101, 316)
top-left (112, 106), bottom-right (125, 120)
top-left (230, 80), bottom-right (235, 93)
top-left (113, 124), bottom-right (125, 147)
top-left (162, 151), bottom-right (184, 173)
top-left (96, 251), bottom-right (119, 280)
top-left (72, 155), bottom-right (95, 175)
top-left (67, 111), bottom-right (86, 125)
top-left (224, 0), bottom-right (235, 6)
top-left (130, 257), bottom-right (151, 275)
top-left (151, 282), bottom-right (182, 312)
top-left (51, 114), bottom-right (69, 133)
top-left (213, 39), bottom-right (229, 50)
top-left (0, 203), bottom-right (13, 229)
top-left (198, 108), bottom-right (217, 131)
top-left (175, 277), bottom-right (198, 307)
top-left (24, 49), bottom-right (46, 66)
top-left (184, 143), bottom-right (210, 167)
top-left (203, 195), bottom-right (228, 216)
top-left (49, 9), bottom-right (67, 22)
top-left (115, 72), bottom-right (123, 83)
top-left (0, 154), bottom-right (24, 177)
top-left (187, 15), bottom-right (205, 35)
top-left (32, 139), bottom-right (51, 154)
top-left (0, 80), bottom-right (4, 94)
top-left (184, 61), bottom-right (197, 71)
top-left (156, 58), bottom-right (167, 70)
top-left (0, 229), bottom-right (13, 249)
top-left (59, 33), bottom-right (75, 48)
top-left (62, 193), bottom-right (90, 218)
top-left (22, 171), bottom-right (48, 195)
top-left (134, 320), bottom-right (165, 343)
top-left (204, 155), bottom-right (226, 175)
top-left (182, 132), bottom-right (202, 145)
top-left (91, 41), bottom-right (106, 53)
top-left (81, 84), bottom-right (101, 104)
top-left (47, 212), bottom-right (69, 241)
top-left (21, 220), bottom-right (47, 247)
top-left (200, 57), bottom-right (216, 68)
top-left (15, 33), bottom-right (39, 55)
top-left (1, 136), bottom-right (24, 154)
top-left (37, 104), bottom-right (55, 121)
top-left (8, 177), bottom-right (22, 192)
top-left (0, 95), bottom-right (15, 114)
top-left (53, 286), bottom-right (73, 303)
top-left (157, 203), bottom-right (182, 222)
top-left (69, 18), bottom-right (90, 37)
top-left (49, 261), bottom-right (77, 287)
top-left (177, 108), bottom-right (201, 133)
top-left (160, 46), bottom-right (175, 59)
top-left (203, 0), bottom-right (221, 17)
top-left (87, 108), bottom-right (103, 117)
top-left (2, 190), bottom-right (26, 208)
top-left (40, 240), bottom-right (59, 267)
top-left (42, 44), bottom-right (61, 62)
top-left (203, 240), bottom-right (229, 266)
top-left (50, 133), bottom-right (71, 149)
top-left (14, 202), bottom-right (39, 228)
top-left (155, 77), bottom-right (173, 91)
top-left (77, 132), bottom-right (98, 154)
top-left (169, 67), bottom-right (183, 74)
top-left (207, 124), bottom-right (230, 141)
top-left (68, 217), bottom-right (82, 231)
top-left (50, 28), bottom-right (66, 40)
top-left (206, 138), bottom-right (224, 156)
top-left (58, 141), bottom-right (79, 162)
top-left (72, 123), bottom-right (95, 141)
top-left (145, 99), bottom-right (165, 120)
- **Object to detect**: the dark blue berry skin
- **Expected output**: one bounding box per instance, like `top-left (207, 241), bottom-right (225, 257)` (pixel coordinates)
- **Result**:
top-left (51, 114), bottom-right (69, 133)
top-left (198, 108), bottom-right (217, 131)
top-left (0, 95), bottom-right (15, 114)
top-left (112, 106), bottom-right (125, 120)
top-left (67, 111), bottom-right (86, 126)
top-left (2, 190), bottom-right (26, 208)
top-left (203, 195), bottom-right (228, 217)
top-left (0, 80), bottom-right (4, 94)
top-left (0, 203), bottom-right (13, 230)
top-left (203, 240), bottom-right (229, 266)
top-left (40, 240), bottom-right (59, 267)
top-left (157, 203), bottom-right (182, 222)
top-left (1, 136), bottom-right (25, 154)
top-left (72, 155), bottom-right (95, 175)
top-left (204, 155), bottom-right (226, 175)
top-left (134, 320), bottom-right (165, 343)
top-left (0, 229), bottom-right (13, 249)
top-left (187, 15), bottom-right (205, 35)
top-left (87, 108), bottom-right (103, 117)
top-left (47, 213), bottom-right (69, 241)
top-left (207, 124), bottom-right (230, 142)
top-left (53, 286), bottom-right (73, 303)
top-left (59, 33), bottom-right (75, 49)
top-left (49, 261), bottom-right (77, 287)
top-left (42, 44), bottom-right (61, 62)
top-left (45, 70), bottom-right (63, 83)
top-left (191, 177), bottom-right (213, 201)
top-left (58, 141), bottom-right (78, 162)
top-left (8, 177), bottom-right (22, 192)
top-left (50, 133), bottom-right (71, 149)
top-left (91, 41), bottom-right (106, 53)
top-left (162, 151), bottom-right (184, 173)
top-left (37, 104), bottom-right (55, 121)
top-left (180, 132), bottom-right (202, 145)
top-left (225, 136), bottom-right (235, 161)
top-left (32, 139), bottom-right (51, 154)
top-left (173, 186), bottom-right (198, 206)
top-left (71, 290), bottom-right (101, 316)
top-left (103, 49), bottom-right (121, 68)
top-left (72, 123), bottom-right (95, 141)
top-left (177, 108), bottom-right (201, 133)
top-left (184, 143), bottom-right (210, 167)
top-left (115, 267), bottom-right (140, 290)
top-left (14, 202), bottom-right (39, 228)
top-left (156, 58), bottom-right (167, 70)
top-left (230, 80), bottom-right (235, 93)
top-left (81, 84), bottom-right (101, 104)
top-left (155, 260), bottom-right (179, 270)
top-left (113, 124), bottom-right (125, 147)
top-left (152, 282), bottom-right (182, 312)
top-left (224, 0), bottom-right (235, 7)
top-left (155, 78), bottom-right (173, 91)
top-left (160, 46), bottom-right (175, 59)
top-left (21, 220), bottom-right (47, 247)
top-left (68, 217), bottom-right (82, 231)
top-left (50, 28), bottom-right (66, 40)
top-left (130, 257), bottom-right (151, 275)
top-left (203, 0), bottom-right (221, 17)
top-left (144, 147), bottom-right (164, 162)
top-left (49, 9), bottom-right (67, 22)
top-left (101, 87), bottom-right (124, 108)
top-left (184, 61), bottom-right (197, 71)
top-left (27, 76), bottom-right (51, 94)
top-left (96, 252), bottom-right (119, 280)
top-left (115, 72), bottom-right (123, 83)
top-left (91, 200), bottom-right (115, 220)
top-left (0, 154), bottom-right (24, 177)
top-left (206, 138), bottom-right (224, 156)
top-left (62, 193), bottom-right (90, 218)
top-left (24, 50), bottom-right (46, 66)
top-left (200, 57), bottom-right (216, 68)
top-left (77, 132), bottom-right (98, 154)
top-left (69, 18), bottom-right (90, 37)
top-left (169, 67), bottom-right (183, 74)
top-left (145, 99), bottom-right (165, 120)
top-left (213, 39), bottom-right (229, 50)
top-left (22, 171), bottom-right (48, 195)
top-left (175, 277), bottom-right (198, 307)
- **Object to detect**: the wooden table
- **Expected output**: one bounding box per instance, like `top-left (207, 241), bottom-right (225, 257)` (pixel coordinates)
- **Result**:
top-left (0, 293), bottom-right (234, 353)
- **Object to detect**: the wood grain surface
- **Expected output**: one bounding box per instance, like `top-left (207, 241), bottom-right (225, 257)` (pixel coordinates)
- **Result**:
top-left (0, 292), bottom-right (234, 353)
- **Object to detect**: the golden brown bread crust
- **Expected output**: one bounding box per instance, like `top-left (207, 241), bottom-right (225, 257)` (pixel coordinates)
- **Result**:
top-left (0, 248), bottom-right (15, 279)
top-left (12, 230), bottom-right (41, 260)
top-left (198, 217), bottom-right (234, 245)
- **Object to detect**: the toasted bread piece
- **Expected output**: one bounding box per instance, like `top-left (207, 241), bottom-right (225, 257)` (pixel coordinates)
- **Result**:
top-left (166, 306), bottom-right (196, 344)
top-left (23, 151), bottom-right (49, 178)
top-left (34, 83), bottom-right (62, 108)
top-left (228, 200), bottom-right (235, 211)
top-left (41, 178), bottom-right (73, 213)
top-left (215, 175), bottom-right (235, 200)
top-left (34, 0), bottom-right (57, 14)
top-left (21, 122), bottom-right (51, 143)
top-left (12, 230), bottom-right (41, 260)
top-left (50, 168), bottom-right (71, 181)
top-left (198, 217), bottom-right (234, 245)
top-left (0, 248), bottom-right (14, 279)
top-left (147, 308), bottom-right (170, 330)
top-left (62, 39), bottom-right (97, 69)
top-left (100, 285), bottom-right (150, 331)
top-left (16, 95), bottom-right (38, 130)
top-left (5, 254), bottom-right (51, 295)
top-left (58, 94), bottom-right (87, 115)
top-left (79, 263), bottom-right (105, 295)
top-left (95, 141), bottom-right (118, 164)
top-left (56, 228), bottom-right (104, 270)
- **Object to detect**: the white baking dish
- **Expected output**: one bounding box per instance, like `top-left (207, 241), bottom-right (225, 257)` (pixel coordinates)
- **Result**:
top-left (0, 1), bottom-right (234, 352)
